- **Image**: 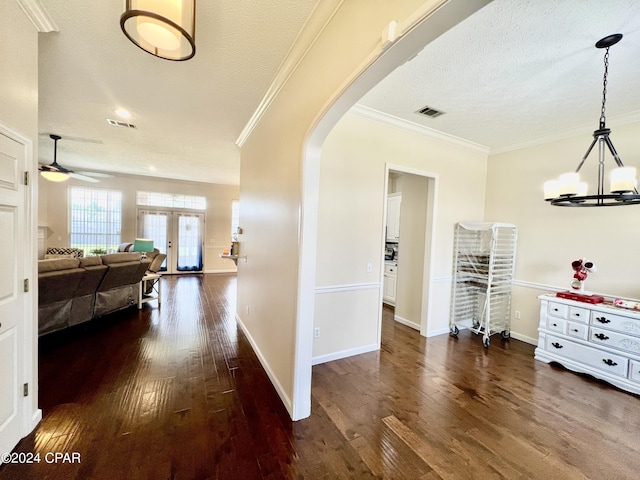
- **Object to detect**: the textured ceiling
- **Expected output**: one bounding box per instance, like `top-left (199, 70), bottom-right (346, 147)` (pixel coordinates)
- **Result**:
top-left (357, 0), bottom-right (640, 153)
top-left (38, 1), bottom-right (640, 185)
top-left (38, 0), bottom-right (319, 185)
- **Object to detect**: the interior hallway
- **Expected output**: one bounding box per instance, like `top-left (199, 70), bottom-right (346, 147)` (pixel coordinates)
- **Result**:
top-left (2, 274), bottom-right (640, 479)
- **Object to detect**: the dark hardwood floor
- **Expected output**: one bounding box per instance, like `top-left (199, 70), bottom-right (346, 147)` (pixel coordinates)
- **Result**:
top-left (2, 273), bottom-right (640, 479)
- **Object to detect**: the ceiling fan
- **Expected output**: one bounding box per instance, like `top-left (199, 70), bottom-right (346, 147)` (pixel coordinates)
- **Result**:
top-left (39, 134), bottom-right (111, 183)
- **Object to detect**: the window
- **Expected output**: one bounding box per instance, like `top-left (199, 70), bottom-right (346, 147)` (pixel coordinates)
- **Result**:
top-left (136, 191), bottom-right (206, 210)
top-left (231, 200), bottom-right (239, 240)
top-left (69, 187), bottom-right (122, 255)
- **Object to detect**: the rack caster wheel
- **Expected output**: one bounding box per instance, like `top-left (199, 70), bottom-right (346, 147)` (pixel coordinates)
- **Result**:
top-left (501, 330), bottom-right (510, 339)
top-left (483, 337), bottom-right (490, 348)
top-left (450, 325), bottom-right (459, 338)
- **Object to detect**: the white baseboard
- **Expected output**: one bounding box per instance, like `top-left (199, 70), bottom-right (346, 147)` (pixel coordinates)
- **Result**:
top-left (426, 327), bottom-right (451, 337)
top-left (510, 331), bottom-right (537, 345)
top-left (30, 408), bottom-right (42, 431)
top-left (235, 313), bottom-right (294, 417)
top-left (204, 269), bottom-right (237, 274)
top-left (312, 343), bottom-right (379, 366)
top-left (394, 315), bottom-right (420, 331)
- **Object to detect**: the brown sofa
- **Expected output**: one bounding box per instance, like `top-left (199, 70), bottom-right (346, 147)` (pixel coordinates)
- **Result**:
top-left (38, 252), bottom-right (152, 336)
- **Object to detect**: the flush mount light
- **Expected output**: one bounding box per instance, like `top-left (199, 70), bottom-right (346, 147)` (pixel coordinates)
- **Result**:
top-left (544, 34), bottom-right (640, 207)
top-left (120, 0), bottom-right (196, 61)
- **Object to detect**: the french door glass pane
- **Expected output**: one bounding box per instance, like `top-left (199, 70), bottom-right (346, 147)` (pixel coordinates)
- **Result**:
top-left (177, 214), bottom-right (202, 271)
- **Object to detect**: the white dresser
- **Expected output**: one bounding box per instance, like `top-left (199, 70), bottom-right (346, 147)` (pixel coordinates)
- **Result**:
top-left (535, 293), bottom-right (640, 394)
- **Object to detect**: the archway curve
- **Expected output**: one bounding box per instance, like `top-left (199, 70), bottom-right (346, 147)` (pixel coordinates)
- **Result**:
top-left (293, 0), bottom-right (491, 419)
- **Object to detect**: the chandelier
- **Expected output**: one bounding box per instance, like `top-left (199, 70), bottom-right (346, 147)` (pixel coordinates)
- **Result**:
top-left (544, 34), bottom-right (640, 207)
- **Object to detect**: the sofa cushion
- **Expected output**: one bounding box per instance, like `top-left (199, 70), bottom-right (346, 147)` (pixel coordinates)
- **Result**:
top-left (79, 256), bottom-right (103, 267)
top-left (101, 252), bottom-right (143, 264)
top-left (38, 258), bottom-right (81, 273)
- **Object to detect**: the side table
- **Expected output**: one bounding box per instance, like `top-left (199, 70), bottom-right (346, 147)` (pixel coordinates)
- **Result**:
top-left (139, 273), bottom-right (162, 309)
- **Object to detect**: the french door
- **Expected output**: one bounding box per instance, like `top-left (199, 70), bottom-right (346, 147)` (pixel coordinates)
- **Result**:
top-left (138, 209), bottom-right (204, 274)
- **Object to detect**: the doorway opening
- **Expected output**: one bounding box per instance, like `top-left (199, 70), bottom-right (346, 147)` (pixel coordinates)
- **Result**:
top-left (382, 165), bottom-right (437, 336)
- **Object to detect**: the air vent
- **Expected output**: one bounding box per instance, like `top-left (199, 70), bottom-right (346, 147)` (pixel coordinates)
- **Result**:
top-left (416, 105), bottom-right (445, 118)
top-left (106, 119), bottom-right (137, 129)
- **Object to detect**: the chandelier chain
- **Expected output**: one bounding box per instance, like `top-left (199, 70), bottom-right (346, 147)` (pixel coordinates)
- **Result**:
top-left (600, 47), bottom-right (610, 125)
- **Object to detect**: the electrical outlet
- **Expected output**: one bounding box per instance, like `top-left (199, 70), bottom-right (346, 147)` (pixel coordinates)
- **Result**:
top-left (314, 327), bottom-right (320, 338)
top-left (367, 263), bottom-right (372, 272)
top-left (514, 310), bottom-right (521, 319)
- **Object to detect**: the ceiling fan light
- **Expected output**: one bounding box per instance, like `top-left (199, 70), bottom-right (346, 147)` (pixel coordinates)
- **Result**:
top-left (41, 170), bottom-right (69, 182)
top-left (120, 0), bottom-right (196, 61)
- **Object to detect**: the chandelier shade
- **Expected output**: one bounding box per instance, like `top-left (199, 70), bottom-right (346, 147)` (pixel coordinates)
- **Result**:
top-left (120, 0), bottom-right (196, 61)
top-left (544, 34), bottom-right (640, 207)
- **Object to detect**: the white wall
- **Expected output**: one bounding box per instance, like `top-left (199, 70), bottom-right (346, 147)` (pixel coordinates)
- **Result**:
top-left (312, 112), bottom-right (488, 361)
top-left (0, 0), bottom-right (40, 441)
top-left (485, 120), bottom-right (640, 343)
top-left (39, 174), bottom-right (239, 272)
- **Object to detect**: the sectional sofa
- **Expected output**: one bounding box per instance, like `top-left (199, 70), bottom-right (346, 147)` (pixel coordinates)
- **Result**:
top-left (38, 252), bottom-right (154, 336)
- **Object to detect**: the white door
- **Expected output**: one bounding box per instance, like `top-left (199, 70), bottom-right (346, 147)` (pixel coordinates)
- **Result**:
top-left (0, 132), bottom-right (27, 457)
top-left (138, 209), bottom-right (204, 274)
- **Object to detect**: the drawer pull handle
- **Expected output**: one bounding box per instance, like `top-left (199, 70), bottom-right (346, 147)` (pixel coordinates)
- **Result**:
top-left (552, 323), bottom-right (558, 327)
top-left (596, 317), bottom-right (611, 324)
top-left (572, 329), bottom-right (579, 333)
top-left (551, 342), bottom-right (563, 349)
top-left (594, 333), bottom-right (610, 341)
top-left (574, 313), bottom-right (580, 317)
top-left (602, 359), bottom-right (618, 367)
top-left (553, 308), bottom-right (559, 312)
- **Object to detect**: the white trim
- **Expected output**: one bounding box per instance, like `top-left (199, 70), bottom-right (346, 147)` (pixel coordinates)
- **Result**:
top-left (426, 326), bottom-right (451, 338)
top-left (235, 313), bottom-right (293, 416)
top-left (315, 283), bottom-right (380, 294)
top-left (312, 343), bottom-right (379, 366)
top-left (510, 332), bottom-right (537, 346)
top-left (351, 105), bottom-right (490, 154)
top-left (236, 0), bottom-right (344, 147)
top-left (16, 0), bottom-right (58, 32)
top-left (394, 315), bottom-right (420, 331)
top-left (491, 110), bottom-right (640, 155)
top-left (204, 269), bottom-right (237, 274)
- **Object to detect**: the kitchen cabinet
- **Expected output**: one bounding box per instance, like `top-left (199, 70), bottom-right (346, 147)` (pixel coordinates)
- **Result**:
top-left (383, 263), bottom-right (397, 305)
top-left (535, 294), bottom-right (640, 395)
top-left (386, 193), bottom-right (402, 242)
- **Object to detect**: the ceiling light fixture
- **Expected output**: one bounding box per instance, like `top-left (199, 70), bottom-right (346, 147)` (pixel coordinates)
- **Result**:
top-left (120, 0), bottom-right (196, 61)
top-left (544, 34), bottom-right (640, 207)
top-left (40, 134), bottom-right (69, 182)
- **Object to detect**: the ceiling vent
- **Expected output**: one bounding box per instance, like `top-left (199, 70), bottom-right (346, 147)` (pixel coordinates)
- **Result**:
top-left (416, 105), bottom-right (445, 118)
top-left (106, 118), bottom-right (137, 129)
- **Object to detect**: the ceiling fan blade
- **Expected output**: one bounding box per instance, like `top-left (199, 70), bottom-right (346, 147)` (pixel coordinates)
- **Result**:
top-left (75, 171), bottom-right (115, 178)
top-left (69, 172), bottom-right (100, 183)
top-left (39, 164), bottom-right (60, 172)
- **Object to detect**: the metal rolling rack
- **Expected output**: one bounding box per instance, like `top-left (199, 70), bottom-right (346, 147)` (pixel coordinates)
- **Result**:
top-left (449, 223), bottom-right (517, 348)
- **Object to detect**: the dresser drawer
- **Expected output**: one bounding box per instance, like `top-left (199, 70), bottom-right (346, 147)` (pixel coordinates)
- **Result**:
top-left (629, 360), bottom-right (640, 384)
top-left (384, 264), bottom-right (397, 275)
top-left (590, 327), bottom-right (640, 356)
top-left (566, 321), bottom-right (588, 340)
top-left (568, 306), bottom-right (589, 323)
top-left (590, 311), bottom-right (640, 336)
top-left (546, 334), bottom-right (628, 377)
top-left (546, 317), bottom-right (566, 334)
top-left (548, 302), bottom-right (568, 319)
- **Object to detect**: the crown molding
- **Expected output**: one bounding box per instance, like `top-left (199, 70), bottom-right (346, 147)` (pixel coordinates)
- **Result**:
top-left (349, 104), bottom-right (490, 155)
top-left (16, 0), bottom-right (58, 32)
top-left (490, 110), bottom-right (640, 156)
top-left (236, 0), bottom-right (344, 147)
